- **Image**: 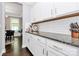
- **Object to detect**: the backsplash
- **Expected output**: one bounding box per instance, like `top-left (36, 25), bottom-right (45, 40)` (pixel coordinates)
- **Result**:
top-left (38, 16), bottom-right (79, 35)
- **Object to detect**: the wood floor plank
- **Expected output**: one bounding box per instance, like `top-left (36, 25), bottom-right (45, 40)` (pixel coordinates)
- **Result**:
top-left (2, 37), bottom-right (33, 56)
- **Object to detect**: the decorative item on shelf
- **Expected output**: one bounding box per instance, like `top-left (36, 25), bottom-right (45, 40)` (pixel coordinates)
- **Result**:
top-left (70, 22), bottom-right (79, 40)
top-left (25, 24), bottom-right (32, 33)
top-left (29, 24), bottom-right (33, 33)
top-left (31, 24), bottom-right (39, 33)
top-left (26, 27), bottom-right (30, 32)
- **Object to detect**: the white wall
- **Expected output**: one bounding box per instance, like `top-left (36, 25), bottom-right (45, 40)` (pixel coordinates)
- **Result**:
top-left (30, 2), bottom-right (79, 22)
top-left (0, 3), bottom-right (5, 55)
top-left (30, 2), bottom-right (54, 22)
top-left (38, 16), bottom-right (79, 35)
top-left (22, 3), bottom-right (32, 48)
top-left (5, 2), bottom-right (22, 37)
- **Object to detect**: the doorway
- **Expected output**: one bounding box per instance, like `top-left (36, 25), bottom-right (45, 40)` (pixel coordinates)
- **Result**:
top-left (4, 2), bottom-right (23, 55)
top-left (5, 16), bottom-right (22, 44)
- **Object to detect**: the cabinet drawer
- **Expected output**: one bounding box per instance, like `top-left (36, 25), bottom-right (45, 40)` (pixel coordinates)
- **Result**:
top-left (47, 39), bottom-right (78, 56)
top-left (47, 46), bottom-right (66, 56)
top-left (31, 34), bottom-right (46, 44)
top-left (37, 37), bottom-right (46, 44)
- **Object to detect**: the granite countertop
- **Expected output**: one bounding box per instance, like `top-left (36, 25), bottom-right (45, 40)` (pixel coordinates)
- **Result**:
top-left (27, 32), bottom-right (79, 47)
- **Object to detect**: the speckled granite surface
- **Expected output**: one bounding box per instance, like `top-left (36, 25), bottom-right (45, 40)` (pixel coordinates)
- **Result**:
top-left (27, 32), bottom-right (79, 47)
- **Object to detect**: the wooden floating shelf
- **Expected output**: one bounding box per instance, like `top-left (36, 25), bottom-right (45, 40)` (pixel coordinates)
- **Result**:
top-left (32, 11), bottom-right (79, 24)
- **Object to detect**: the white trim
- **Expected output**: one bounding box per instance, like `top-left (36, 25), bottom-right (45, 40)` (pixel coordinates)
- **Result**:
top-left (0, 49), bottom-right (6, 56)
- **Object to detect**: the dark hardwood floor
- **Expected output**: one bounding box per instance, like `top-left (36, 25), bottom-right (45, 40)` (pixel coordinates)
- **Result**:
top-left (3, 36), bottom-right (33, 56)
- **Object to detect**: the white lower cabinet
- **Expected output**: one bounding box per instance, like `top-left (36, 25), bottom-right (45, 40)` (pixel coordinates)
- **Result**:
top-left (31, 35), bottom-right (46, 56)
top-left (47, 39), bottom-right (79, 56)
top-left (25, 33), bottom-right (79, 56)
top-left (26, 34), bottom-right (31, 48)
top-left (27, 35), bottom-right (31, 52)
top-left (46, 46), bottom-right (66, 56)
top-left (23, 33), bottom-right (31, 48)
top-left (36, 42), bottom-right (46, 56)
top-left (29, 37), bottom-right (35, 55)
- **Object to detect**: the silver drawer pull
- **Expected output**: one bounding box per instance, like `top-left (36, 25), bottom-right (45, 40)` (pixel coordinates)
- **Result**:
top-left (43, 49), bottom-right (44, 54)
top-left (46, 51), bottom-right (48, 56)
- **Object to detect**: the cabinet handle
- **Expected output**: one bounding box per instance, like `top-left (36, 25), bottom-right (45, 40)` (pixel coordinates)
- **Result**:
top-left (46, 51), bottom-right (48, 56)
top-left (43, 49), bottom-right (44, 54)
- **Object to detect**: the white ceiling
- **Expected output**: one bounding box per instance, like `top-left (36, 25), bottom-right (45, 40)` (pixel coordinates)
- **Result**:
top-left (5, 2), bottom-right (22, 17)
top-left (5, 2), bottom-right (37, 17)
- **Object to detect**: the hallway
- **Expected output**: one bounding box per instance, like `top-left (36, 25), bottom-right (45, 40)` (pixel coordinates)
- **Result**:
top-left (3, 37), bottom-right (33, 56)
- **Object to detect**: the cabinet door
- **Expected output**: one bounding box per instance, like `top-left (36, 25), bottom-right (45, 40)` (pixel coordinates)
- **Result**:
top-left (27, 34), bottom-right (31, 51)
top-left (26, 33), bottom-right (31, 48)
top-left (54, 2), bottom-right (77, 16)
top-left (22, 33), bottom-right (30, 48)
top-left (35, 42), bottom-right (46, 56)
top-left (31, 3), bottom-right (55, 22)
top-left (36, 37), bottom-right (47, 56)
top-left (31, 35), bottom-right (45, 56)
top-left (38, 3), bottom-right (54, 20)
top-left (29, 35), bottom-right (37, 55)
top-left (29, 35), bottom-right (40, 55)
top-left (31, 35), bottom-right (47, 56)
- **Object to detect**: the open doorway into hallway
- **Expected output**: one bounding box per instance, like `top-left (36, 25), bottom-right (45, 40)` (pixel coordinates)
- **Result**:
top-left (4, 2), bottom-right (23, 56)
top-left (2, 2), bottom-right (32, 56)
top-left (5, 16), bottom-right (22, 45)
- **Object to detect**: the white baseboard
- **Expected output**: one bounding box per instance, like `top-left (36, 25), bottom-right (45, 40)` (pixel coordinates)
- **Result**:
top-left (0, 49), bottom-right (6, 56)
